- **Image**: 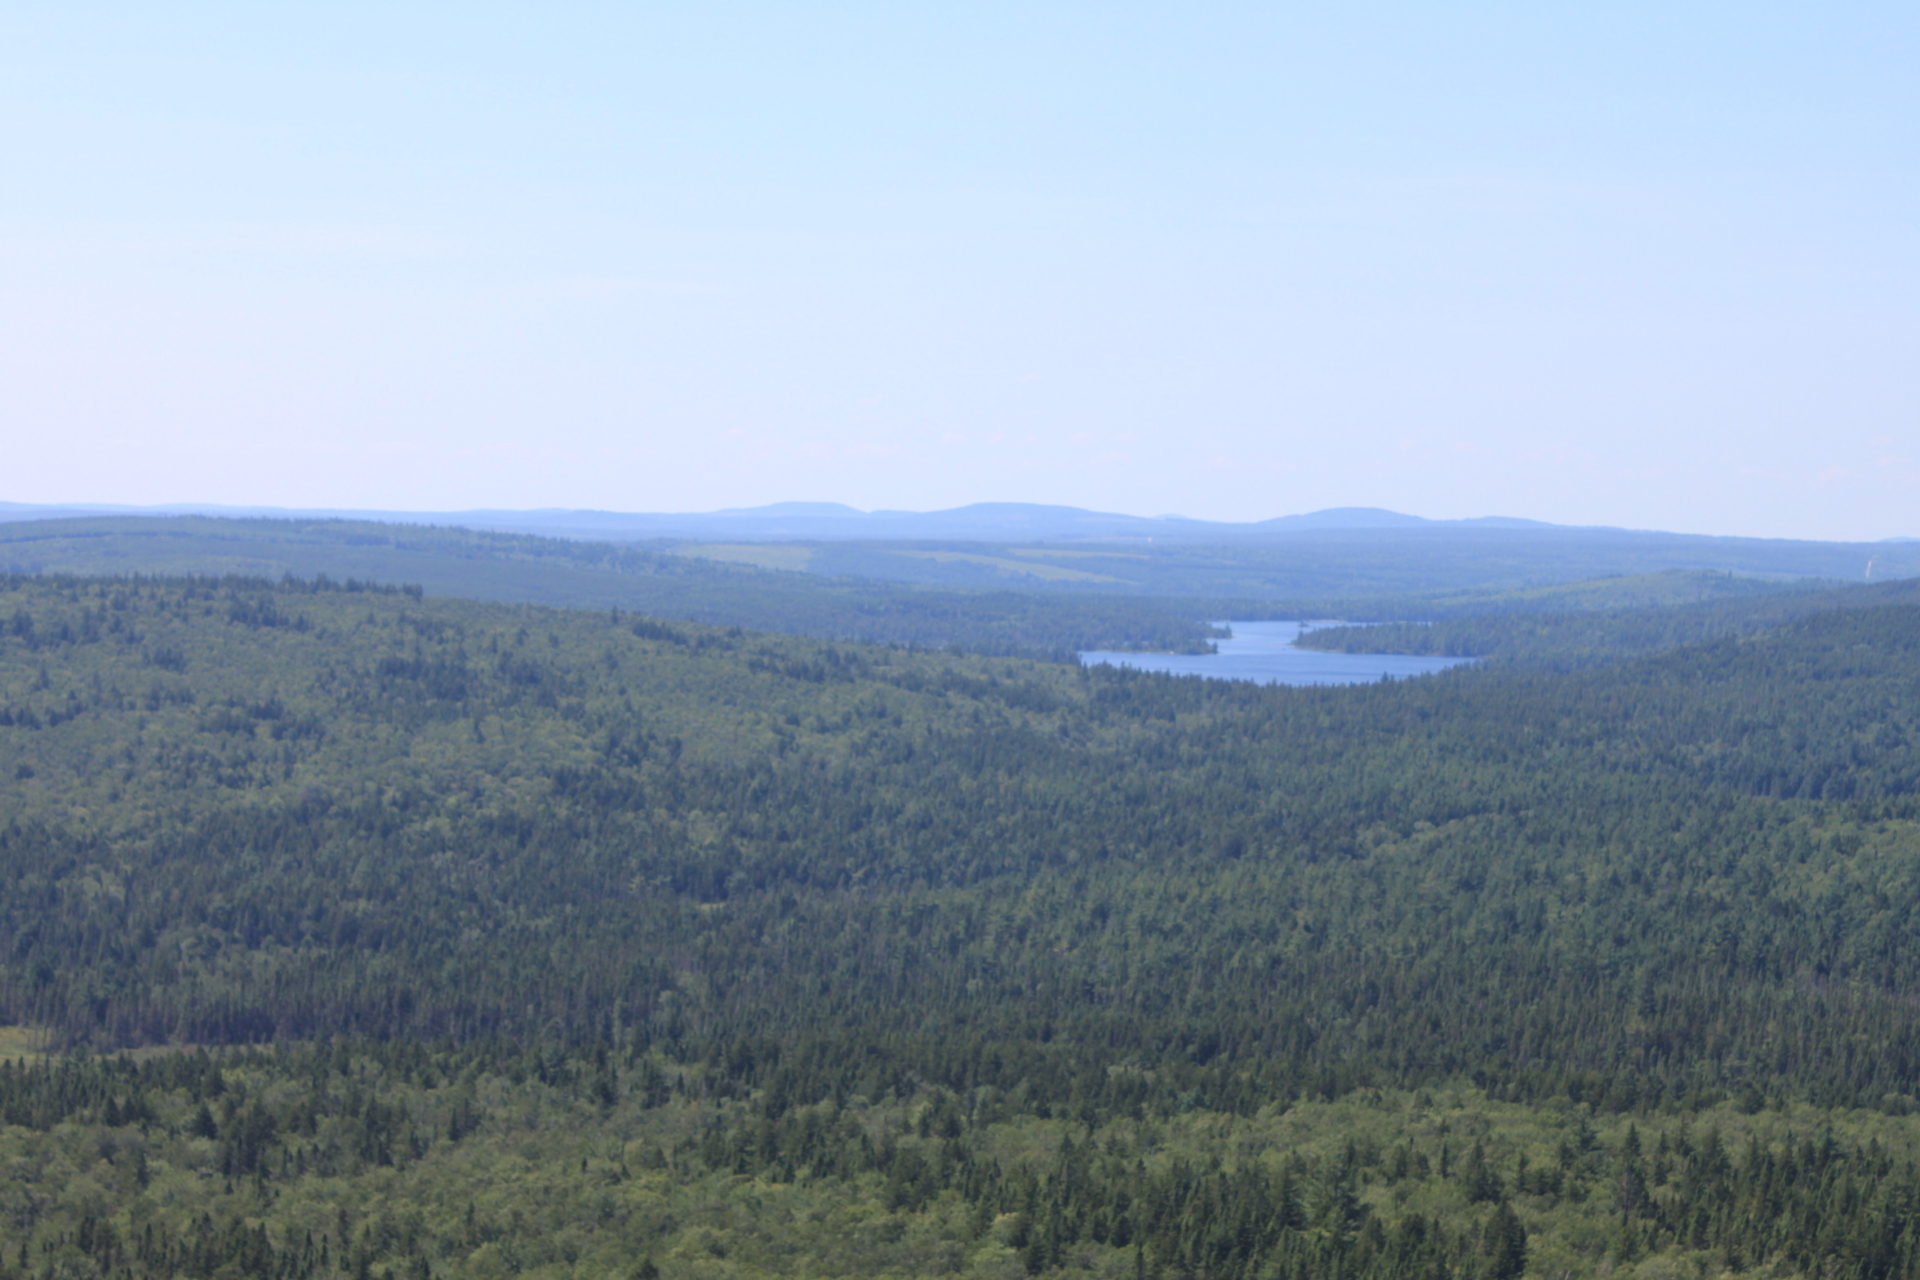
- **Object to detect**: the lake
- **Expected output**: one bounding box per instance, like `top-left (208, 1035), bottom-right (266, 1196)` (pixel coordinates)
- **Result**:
top-left (1079, 620), bottom-right (1474, 687)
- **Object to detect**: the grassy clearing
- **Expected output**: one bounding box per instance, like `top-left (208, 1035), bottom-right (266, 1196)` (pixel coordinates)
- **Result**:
top-left (671, 543), bottom-right (818, 571)
top-left (1009, 547), bottom-right (1151, 562)
top-left (889, 550), bottom-right (1122, 582)
top-left (0, 1026), bottom-right (50, 1060)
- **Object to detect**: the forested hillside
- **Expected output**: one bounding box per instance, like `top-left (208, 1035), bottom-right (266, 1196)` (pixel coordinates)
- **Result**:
top-left (4, 516), bottom-right (1888, 642)
top-left (3, 575), bottom-right (1919, 1278)
top-left (0, 519), bottom-right (1215, 660)
top-left (1298, 575), bottom-right (1920, 667)
top-left (792, 530), bottom-right (1912, 597)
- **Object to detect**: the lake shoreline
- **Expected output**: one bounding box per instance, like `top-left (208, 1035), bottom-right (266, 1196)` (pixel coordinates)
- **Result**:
top-left (1080, 619), bottom-right (1474, 687)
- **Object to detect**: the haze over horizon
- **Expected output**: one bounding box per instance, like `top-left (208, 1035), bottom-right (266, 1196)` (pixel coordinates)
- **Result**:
top-left (7, 495), bottom-right (1915, 547)
top-left (6, 3), bottom-right (1915, 542)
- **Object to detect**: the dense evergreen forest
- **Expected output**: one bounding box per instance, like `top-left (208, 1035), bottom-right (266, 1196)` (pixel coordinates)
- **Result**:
top-left (3, 573), bottom-right (1920, 1277)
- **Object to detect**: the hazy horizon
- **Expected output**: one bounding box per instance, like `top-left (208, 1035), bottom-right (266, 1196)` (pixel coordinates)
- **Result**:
top-left (5, 494), bottom-right (1915, 545)
top-left (6, 4), bottom-right (1915, 541)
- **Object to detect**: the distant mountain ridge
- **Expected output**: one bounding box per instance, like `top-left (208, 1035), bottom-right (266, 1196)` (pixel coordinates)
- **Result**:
top-left (0, 498), bottom-right (1666, 543)
top-left (0, 498), bottom-right (1908, 547)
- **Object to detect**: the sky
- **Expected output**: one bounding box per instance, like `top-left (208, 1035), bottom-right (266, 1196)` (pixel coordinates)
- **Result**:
top-left (4, 3), bottom-right (1916, 540)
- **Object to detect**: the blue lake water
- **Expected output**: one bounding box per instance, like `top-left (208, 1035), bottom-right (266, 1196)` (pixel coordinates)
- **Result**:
top-left (1079, 620), bottom-right (1474, 687)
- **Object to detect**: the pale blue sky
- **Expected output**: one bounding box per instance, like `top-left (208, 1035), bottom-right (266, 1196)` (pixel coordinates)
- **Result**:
top-left (5, 3), bottom-right (1916, 538)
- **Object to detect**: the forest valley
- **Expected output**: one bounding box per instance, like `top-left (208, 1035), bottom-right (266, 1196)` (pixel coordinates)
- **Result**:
top-left (2, 573), bottom-right (1919, 1279)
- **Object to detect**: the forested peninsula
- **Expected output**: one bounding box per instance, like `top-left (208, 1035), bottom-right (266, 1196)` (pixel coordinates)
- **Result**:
top-left (3, 572), bottom-right (1919, 1279)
